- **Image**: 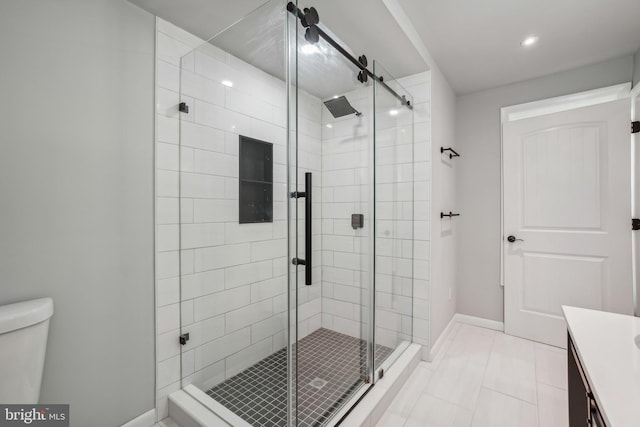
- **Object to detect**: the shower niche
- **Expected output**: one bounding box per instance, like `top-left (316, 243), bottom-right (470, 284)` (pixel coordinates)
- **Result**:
top-left (176, 1), bottom-right (416, 426)
top-left (239, 136), bottom-right (273, 224)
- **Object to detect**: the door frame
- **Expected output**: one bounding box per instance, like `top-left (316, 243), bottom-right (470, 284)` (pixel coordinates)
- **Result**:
top-left (631, 81), bottom-right (640, 316)
top-left (498, 83), bottom-right (632, 317)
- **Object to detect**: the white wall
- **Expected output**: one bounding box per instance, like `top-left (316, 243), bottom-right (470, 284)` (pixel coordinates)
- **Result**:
top-left (455, 55), bottom-right (634, 322)
top-left (0, 1), bottom-right (155, 426)
top-left (428, 67), bottom-right (458, 346)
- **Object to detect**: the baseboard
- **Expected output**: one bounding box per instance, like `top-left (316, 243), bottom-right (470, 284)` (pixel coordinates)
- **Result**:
top-left (427, 314), bottom-right (457, 362)
top-left (454, 313), bottom-right (504, 332)
top-left (428, 313), bottom-right (505, 361)
top-left (121, 409), bottom-right (156, 427)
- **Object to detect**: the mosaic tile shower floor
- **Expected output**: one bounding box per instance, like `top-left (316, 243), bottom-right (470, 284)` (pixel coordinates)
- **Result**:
top-left (206, 328), bottom-right (393, 427)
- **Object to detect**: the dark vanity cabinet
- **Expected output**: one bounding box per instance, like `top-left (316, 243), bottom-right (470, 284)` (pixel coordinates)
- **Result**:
top-left (568, 333), bottom-right (606, 427)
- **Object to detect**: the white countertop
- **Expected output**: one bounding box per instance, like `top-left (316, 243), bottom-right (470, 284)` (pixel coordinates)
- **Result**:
top-left (563, 306), bottom-right (640, 427)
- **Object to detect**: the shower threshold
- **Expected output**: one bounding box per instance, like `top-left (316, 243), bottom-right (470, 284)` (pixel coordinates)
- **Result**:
top-left (205, 328), bottom-right (392, 427)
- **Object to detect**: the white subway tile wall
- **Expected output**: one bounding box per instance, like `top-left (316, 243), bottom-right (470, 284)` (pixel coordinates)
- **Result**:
top-left (319, 72), bottom-right (432, 352)
top-left (320, 87), bottom-right (372, 340)
top-left (155, 18), bottom-right (432, 421)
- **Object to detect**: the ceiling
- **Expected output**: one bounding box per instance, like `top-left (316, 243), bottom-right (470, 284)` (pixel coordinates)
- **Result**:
top-left (194, 1), bottom-right (372, 99)
top-left (129, 0), bottom-right (266, 41)
top-left (130, 0), bottom-right (640, 95)
top-left (400, 0), bottom-right (640, 94)
top-left (129, 0), bottom-right (427, 97)
top-left (312, 0), bottom-right (427, 79)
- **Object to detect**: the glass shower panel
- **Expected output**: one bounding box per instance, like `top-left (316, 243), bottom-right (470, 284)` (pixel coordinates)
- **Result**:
top-left (292, 1), bottom-right (374, 423)
top-left (178, 2), bottom-right (293, 426)
top-left (372, 60), bottom-right (414, 376)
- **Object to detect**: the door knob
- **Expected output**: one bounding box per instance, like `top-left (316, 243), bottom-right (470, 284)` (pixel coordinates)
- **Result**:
top-left (507, 235), bottom-right (524, 243)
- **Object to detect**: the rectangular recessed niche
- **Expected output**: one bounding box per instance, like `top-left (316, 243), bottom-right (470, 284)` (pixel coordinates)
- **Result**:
top-left (239, 135), bottom-right (273, 224)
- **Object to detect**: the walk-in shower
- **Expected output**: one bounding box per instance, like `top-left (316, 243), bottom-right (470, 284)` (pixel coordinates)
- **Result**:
top-left (176, 1), bottom-right (415, 425)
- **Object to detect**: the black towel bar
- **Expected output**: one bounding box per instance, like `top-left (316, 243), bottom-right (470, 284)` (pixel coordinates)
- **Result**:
top-left (440, 147), bottom-right (460, 159)
top-left (440, 212), bottom-right (460, 218)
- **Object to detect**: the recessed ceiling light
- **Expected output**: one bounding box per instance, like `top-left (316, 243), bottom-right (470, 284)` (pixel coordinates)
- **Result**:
top-left (221, 80), bottom-right (233, 87)
top-left (326, 124), bottom-right (333, 129)
top-left (389, 109), bottom-right (399, 116)
top-left (521, 35), bottom-right (539, 47)
top-left (301, 44), bottom-right (320, 55)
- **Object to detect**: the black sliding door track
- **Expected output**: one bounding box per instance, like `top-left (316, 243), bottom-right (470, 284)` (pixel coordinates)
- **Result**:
top-left (287, 2), bottom-right (413, 110)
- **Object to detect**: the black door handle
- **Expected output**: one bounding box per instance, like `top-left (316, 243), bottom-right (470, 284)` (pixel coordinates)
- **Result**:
top-left (507, 235), bottom-right (524, 243)
top-left (291, 172), bottom-right (312, 286)
top-left (304, 172), bottom-right (312, 285)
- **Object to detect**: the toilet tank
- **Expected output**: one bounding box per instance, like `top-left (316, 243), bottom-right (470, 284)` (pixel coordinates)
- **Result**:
top-left (0, 298), bottom-right (54, 404)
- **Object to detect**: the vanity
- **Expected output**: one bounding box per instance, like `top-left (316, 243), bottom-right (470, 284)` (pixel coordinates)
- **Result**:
top-left (563, 306), bottom-right (640, 427)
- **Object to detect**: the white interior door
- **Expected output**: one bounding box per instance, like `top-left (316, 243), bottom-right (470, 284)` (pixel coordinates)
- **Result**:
top-left (633, 91), bottom-right (640, 315)
top-left (503, 99), bottom-right (633, 348)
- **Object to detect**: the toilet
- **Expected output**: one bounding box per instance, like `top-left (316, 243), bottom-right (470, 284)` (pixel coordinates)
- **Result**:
top-left (0, 298), bottom-right (54, 403)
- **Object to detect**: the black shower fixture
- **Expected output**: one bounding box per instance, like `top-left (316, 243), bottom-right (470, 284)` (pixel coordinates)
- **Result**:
top-left (323, 96), bottom-right (362, 118)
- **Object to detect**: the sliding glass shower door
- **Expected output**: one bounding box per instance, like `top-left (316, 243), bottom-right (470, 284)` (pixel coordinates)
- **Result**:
top-left (290, 2), bottom-right (373, 423)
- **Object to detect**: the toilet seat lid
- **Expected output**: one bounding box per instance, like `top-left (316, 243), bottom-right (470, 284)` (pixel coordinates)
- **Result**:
top-left (0, 298), bottom-right (54, 334)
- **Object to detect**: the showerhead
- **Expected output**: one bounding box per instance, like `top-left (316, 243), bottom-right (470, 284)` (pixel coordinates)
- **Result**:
top-left (323, 96), bottom-right (362, 118)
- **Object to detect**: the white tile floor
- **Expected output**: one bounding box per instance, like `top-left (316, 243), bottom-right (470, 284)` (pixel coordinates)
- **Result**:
top-left (375, 323), bottom-right (569, 427)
